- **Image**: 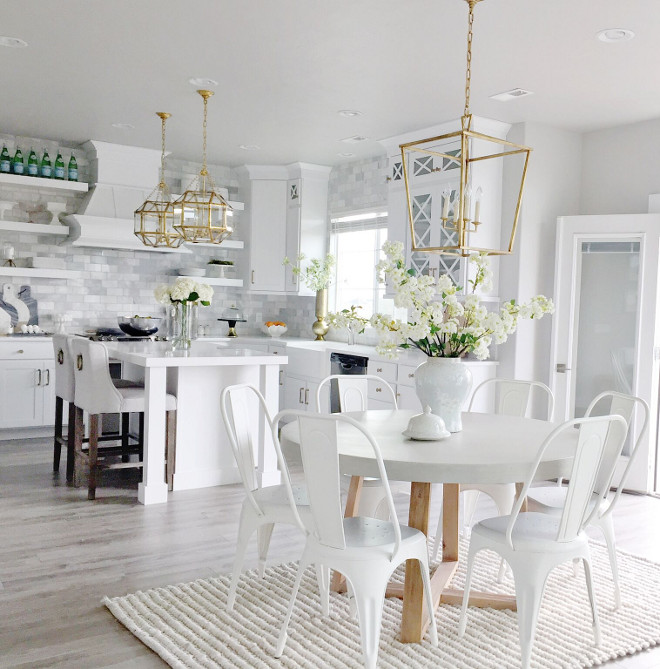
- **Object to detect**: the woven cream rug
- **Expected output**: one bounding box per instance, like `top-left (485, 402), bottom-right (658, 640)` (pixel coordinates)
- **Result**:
top-left (103, 541), bottom-right (660, 668)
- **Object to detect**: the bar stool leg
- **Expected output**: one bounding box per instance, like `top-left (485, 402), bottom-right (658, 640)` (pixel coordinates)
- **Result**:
top-left (73, 406), bottom-right (85, 487)
top-left (165, 410), bottom-right (177, 492)
top-left (53, 396), bottom-right (64, 472)
top-left (121, 413), bottom-right (130, 462)
top-left (66, 402), bottom-right (77, 482)
top-left (88, 414), bottom-right (99, 500)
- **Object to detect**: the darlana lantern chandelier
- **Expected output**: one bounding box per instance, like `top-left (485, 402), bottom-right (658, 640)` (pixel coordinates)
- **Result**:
top-left (400, 0), bottom-right (532, 257)
top-left (172, 89), bottom-right (233, 244)
top-left (134, 112), bottom-right (184, 248)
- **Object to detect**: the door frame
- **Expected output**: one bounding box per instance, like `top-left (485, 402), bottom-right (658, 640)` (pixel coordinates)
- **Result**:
top-left (550, 214), bottom-right (660, 493)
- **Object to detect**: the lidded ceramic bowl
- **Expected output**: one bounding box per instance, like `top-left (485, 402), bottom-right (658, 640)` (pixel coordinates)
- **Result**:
top-left (402, 406), bottom-right (451, 441)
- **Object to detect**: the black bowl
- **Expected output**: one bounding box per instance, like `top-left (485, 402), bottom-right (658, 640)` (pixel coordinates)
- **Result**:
top-left (117, 316), bottom-right (160, 337)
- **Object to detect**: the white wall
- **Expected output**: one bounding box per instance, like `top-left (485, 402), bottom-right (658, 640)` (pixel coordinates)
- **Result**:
top-left (498, 123), bottom-right (582, 387)
top-left (581, 117), bottom-right (660, 215)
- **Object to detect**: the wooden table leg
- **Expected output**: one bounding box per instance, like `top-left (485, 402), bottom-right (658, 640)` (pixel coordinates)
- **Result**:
top-left (331, 475), bottom-right (363, 593)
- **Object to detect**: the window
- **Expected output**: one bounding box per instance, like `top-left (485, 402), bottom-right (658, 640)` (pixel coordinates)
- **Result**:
top-left (329, 209), bottom-right (403, 319)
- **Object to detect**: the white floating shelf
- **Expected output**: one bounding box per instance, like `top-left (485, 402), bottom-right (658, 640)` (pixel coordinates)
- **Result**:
top-left (179, 275), bottom-right (243, 287)
top-left (0, 173), bottom-right (88, 192)
top-left (0, 267), bottom-right (81, 280)
top-left (0, 220), bottom-right (69, 236)
top-left (187, 239), bottom-right (244, 250)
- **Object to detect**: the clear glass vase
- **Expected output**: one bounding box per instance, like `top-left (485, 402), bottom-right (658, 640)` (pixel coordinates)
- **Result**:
top-left (170, 302), bottom-right (198, 351)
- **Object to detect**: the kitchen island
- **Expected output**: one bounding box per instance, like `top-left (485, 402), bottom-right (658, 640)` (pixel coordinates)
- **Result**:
top-left (104, 340), bottom-right (287, 505)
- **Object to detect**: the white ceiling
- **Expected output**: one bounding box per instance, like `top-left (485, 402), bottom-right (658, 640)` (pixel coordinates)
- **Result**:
top-left (3, 0), bottom-right (660, 167)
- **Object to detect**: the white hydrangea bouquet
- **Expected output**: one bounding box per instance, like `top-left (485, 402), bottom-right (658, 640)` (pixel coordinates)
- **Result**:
top-left (154, 277), bottom-right (213, 306)
top-left (370, 240), bottom-right (554, 360)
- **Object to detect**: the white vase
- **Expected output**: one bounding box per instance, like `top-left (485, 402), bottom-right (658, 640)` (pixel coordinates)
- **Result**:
top-left (414, 357), bottom-right (473, 433)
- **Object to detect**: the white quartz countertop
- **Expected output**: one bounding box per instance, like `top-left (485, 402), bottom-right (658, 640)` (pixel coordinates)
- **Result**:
top-left (104, 340), bottom-right (287, 368)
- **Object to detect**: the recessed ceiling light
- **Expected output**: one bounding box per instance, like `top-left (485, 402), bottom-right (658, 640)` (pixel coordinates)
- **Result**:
top-left (490, 88), bottom-right (534, 102)
top-left (189, 77), bottom-right (218, 87)
top-left (597, 28), bottom-right (635, 43)
top-left (338, 110), bottom-right (362, 118)
top-left (340, 135), bottom-right (369, 144)
top-left (239, 144), bottom-right (261, 151)
top-left (0, 36), bottom-right (28, 48)
top-left (338, 152), bottom-right (355, 158)
top-left (111, 123), bottom-right (135, 130)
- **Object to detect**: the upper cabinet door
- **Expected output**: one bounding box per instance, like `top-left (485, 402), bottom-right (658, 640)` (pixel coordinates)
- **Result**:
top-left (247, 179), bottom-right (288, 292)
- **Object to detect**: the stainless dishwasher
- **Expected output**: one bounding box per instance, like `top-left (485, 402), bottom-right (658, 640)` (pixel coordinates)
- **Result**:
top-left (329, 351), bottom-right (368, 413)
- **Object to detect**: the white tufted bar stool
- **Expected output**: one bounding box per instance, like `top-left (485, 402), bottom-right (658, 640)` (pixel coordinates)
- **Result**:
top-left (70, 338), bottom-right (177, 500)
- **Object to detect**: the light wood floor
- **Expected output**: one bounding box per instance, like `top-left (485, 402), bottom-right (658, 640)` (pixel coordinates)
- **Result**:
top-left (1, 436), bottom-right (660, 668)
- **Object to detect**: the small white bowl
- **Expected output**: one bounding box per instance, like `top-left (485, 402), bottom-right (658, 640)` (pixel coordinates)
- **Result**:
top-left (403, 406), bottom-right (451, 441)
top-left (177, 268), bottom-right (206, 277)
top-left (262, 324), bottom-right (288, 338)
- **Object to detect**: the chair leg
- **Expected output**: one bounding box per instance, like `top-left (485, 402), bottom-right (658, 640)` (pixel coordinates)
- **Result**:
top-left (418, 556), bottom-right (439, 647)
top-left (121, 413), bottom-right (130, 462)
top-left (165, 410), bottom-right (176, 491)
top-left (351, 576), bottom-right (387, 669)
top-left (597, 514), bottom-right (621, 608)
top-left (72, 406), bottom-right (85, 487)
top-left (227, 507), bottom-right (258, 611)
top-left (66, 401), bottom-right (77, 483)
top-left (583, 556), bottom-right (602, 646)
top-left (315, 564), bottom-right (330, 617)
top-left (88, 414), bottom-right (99, 500)
top-left (461, 489), bottom-right (480, 534)
top-left (53, 396), bottom-right (64, 472)
top-left (458, 540), bottom-right (481, 637)
top-left (511, 559), bottom-right (547, 669)
top-left (256, 523), bottom-right (275, 577)
top-left (275, 553), bottom-right (309, 658)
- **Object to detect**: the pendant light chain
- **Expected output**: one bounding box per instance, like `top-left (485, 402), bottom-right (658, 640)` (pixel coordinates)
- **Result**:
top-left (463, 0), bottom-right (477, 118)
top-left (157, 112), bottom-right (171, 188)
top-left (199, 90), bottom-right (213, 178)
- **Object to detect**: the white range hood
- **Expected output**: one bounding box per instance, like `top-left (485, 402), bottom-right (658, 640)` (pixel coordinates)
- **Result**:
top-left (62, 140), bottom-right (190, 254)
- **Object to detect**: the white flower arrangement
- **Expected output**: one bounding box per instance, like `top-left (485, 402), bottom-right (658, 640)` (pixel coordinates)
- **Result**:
top-left (328, 305), bottom-right (370, 333)
top-left (283, 253), bottom-right (335, 291)
top-left (370, 240), bottom-right (554, 360)
top-left (154, 277), bottom-right (213, 306)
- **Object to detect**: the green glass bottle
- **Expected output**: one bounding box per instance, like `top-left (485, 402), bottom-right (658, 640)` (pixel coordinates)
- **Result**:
top-left (27, 148), bottom-right (38, 177)
top-left (0, 145), bottom-right (10, 173)
top-left (12, 147), bottom-right (24, 175)
top-left (67, 153), bottom-right (78, 181)
top-left (53, 151), bottom-right (65, 180)
top-left (40, 149), bottom-right (52, 178)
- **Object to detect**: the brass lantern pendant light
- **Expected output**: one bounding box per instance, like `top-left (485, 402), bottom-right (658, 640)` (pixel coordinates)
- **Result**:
top-left (134, 112), bottom-right (184, 248)
top-left (173, 90), bottom-right (233, 244)
top-left (400, 0), bottom-right (532, 257)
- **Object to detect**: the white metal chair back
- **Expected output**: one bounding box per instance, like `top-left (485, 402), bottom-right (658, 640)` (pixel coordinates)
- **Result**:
top-left (52, 334), bottom-right (75, 403)
top-left (274, 410), bottom-right (401, 557)
top-left (316, 374), bottom-right (397, 413)
top-left (70, 338), bottom-right (123, 415)
top-left (584, 390), bottom-right (650, 506)
top-left (469, 378), bottom-right (554, 420)
top-left (508, 414), bottom-right (627, 548)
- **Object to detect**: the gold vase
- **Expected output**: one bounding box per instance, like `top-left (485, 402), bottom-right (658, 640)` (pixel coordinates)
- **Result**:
top-left (312, 288), bottom-right (329, 341)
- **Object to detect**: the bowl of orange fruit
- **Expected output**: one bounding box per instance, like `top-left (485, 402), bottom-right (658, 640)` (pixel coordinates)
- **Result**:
top-left (262, 320), bottom-right (288, 337)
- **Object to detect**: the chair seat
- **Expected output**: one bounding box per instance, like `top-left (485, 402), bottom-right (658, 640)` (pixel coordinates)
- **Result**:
top-left (113, 378), bottom-right (144, 390)
top-left (253, 483), bottom-right (308, 507)
top-left (343, 516), bottom-right (423, 549)
top-left (116, 386), bottom-right (176, 413)
top-left (527, 487), bottom-right (602, 516)
top-left (475, 512), bottom-right (589, 553)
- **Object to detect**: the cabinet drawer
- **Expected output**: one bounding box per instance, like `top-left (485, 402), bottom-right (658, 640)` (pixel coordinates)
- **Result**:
top-left (367, 359), bottom-right (397, 384)
top-left (0, 340), bottom-right (53, 360)
top-left (367, 378), bottom-right (396, 405)
top-left (397, 363), bottom-right (418, 387)
top-left (286, 347), bottom-right (329, 379)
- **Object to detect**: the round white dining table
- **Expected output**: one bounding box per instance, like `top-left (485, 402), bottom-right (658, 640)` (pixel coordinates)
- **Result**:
top-left (279, 409), bottom-right (577, 643)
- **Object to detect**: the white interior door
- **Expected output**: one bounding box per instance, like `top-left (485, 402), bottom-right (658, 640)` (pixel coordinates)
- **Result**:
top-left (550, 214), bottom-right (660, 493)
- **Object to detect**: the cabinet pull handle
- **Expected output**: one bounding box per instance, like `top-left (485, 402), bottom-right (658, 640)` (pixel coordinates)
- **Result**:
top-left (36, 369), bottom-right (42, 386)
top-left (299, 387), bottom-right (304, 404)
top-left (251, 270), bottom-right (255, 285)
top-left (304, 388), bottom-right (309, 405)
top-left (57, 349), bottom-right (64, 365)
top-left (377, 367), bottom-right (383, 373)
top-left (279, 369), bottom-right (284, 386)
top-left (77, 354), bottom-right (83, 371)
top-left (44, 369), bottom-right (50, 386)
top-left (17, 349), bottom-right (24, 354)
top-left (272, 350), bottom-right (279, 355)
top-left (376, 386), bottom-right (382, 393)
top-left (408, 372), bottom-right (415, 378)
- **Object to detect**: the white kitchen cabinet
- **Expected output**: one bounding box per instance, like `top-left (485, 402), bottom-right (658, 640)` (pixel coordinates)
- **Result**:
top-left (0, 342), bottom-right (55, 428)
top-left (238, 163), bottom-right (330, 295)
top-left (283, 373), bottom-right (320, 412)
